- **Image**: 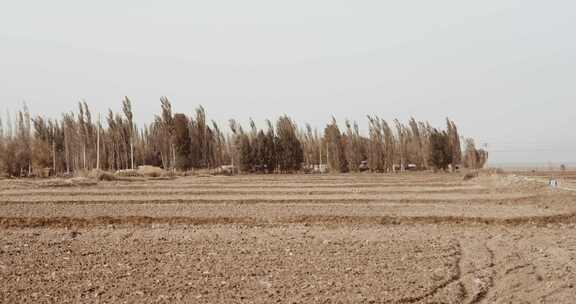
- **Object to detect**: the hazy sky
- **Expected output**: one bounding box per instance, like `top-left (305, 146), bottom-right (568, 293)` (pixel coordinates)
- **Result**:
top-left (1, 1), bottom-right (575, 165)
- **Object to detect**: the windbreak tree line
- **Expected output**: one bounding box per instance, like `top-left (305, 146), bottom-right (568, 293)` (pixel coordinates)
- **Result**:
top-left (0, 99), bottom-right (487, 177)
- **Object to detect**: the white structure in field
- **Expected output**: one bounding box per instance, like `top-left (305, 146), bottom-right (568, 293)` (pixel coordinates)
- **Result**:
top-left (549, 179), bottom-right (559, 188)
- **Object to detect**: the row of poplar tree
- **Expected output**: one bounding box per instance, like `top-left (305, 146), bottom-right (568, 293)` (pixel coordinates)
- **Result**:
top-left (0, 98), bottom-right (488, 177)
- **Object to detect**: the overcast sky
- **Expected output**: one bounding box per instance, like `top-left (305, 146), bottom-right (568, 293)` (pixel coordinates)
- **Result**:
top-left (1, 0), bottom-right (575, 165)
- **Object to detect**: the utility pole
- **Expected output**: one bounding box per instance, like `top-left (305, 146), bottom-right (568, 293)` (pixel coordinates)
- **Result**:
top-left (130, 119), bottom-right (134, 170)
top-left (319, 136), bottom-right (322, 173)
top-left (230, 143), bottom-right (235, 175)
top-left (64, 124), bottom-right (70, 174)
top-left (172, 143), bottom-right (176, 171)
top-left (96, 113), bottom-right (100, 171)
top-left (52, 139), bottom-right (56, 176)
top-left (326, 141), bottom-right (330, 173)
top-left (131, 139), bottom-right (134, 170)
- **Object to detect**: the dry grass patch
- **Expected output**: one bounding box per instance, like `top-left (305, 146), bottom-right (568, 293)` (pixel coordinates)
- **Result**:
top-left (38, 177), bottom-right (99, 188)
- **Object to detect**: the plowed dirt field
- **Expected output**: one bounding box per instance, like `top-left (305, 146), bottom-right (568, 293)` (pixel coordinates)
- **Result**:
top-left (1, 172), bottom-right (575, 303)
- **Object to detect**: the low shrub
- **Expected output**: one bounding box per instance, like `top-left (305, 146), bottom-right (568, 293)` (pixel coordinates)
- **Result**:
top-left (463, 171), bottom-right (479, 181)
top-left (115, 169), bottom-right (143, 177)
top-left (137, 166), bottom-right (165, 178)
top-left (39, 177), bottom-right (98, 188)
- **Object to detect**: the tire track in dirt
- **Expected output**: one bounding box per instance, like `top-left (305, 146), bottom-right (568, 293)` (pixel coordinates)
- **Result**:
top-left (467, 241), bottom-right (496, 304)
top-left (435, 232), bottom-right (497, 304)
top-left (385, 240), bottom-right (463, 304)
top-left (472, 227), bottom-right (574, 303)
top-left (482, 228), bottom-right (560, 303)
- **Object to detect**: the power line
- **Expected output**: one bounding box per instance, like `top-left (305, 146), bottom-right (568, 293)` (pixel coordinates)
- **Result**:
top-left (489, 148), bottom-right (576, 153)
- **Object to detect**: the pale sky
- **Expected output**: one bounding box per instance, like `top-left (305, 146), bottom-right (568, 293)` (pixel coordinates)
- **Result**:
top-left (1, 0), bottom-right (575, 165)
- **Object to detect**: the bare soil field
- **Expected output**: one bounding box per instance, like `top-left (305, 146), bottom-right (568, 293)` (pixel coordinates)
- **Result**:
top-left (1, 172), bottom-right (576, 303)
